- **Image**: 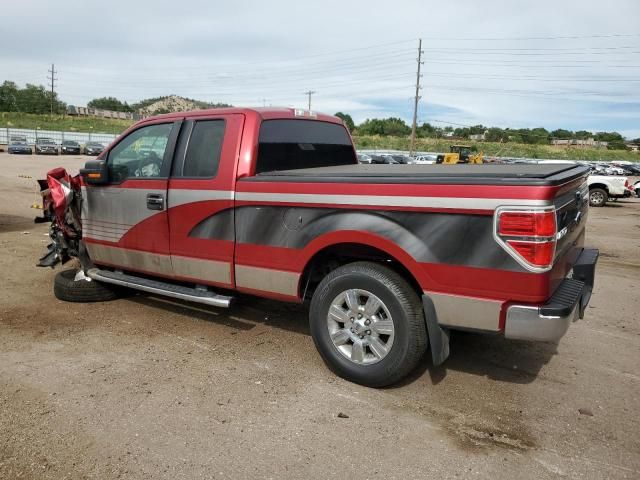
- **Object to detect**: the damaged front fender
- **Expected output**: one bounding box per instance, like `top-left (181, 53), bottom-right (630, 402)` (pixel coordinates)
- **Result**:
top-left (36, 168), bottom-right (83, 268)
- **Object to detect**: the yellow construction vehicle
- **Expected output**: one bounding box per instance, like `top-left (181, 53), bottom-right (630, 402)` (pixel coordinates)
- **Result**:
top-left (436, 145), bottom-right (483, 164)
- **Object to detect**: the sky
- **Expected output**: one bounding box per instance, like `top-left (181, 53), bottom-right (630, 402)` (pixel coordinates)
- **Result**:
top-left (1, 0), bottom-right (639, 138)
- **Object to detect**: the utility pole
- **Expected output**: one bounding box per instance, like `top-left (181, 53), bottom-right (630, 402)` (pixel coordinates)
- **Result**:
top-left (409, 39), bottom-right (423, 156)
top-left (304, 90), bottom-right (316, 111)
top-left (47, 63), bottom-right (57, 117)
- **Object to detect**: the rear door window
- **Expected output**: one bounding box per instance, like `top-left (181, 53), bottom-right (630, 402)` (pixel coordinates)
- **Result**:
top-left (178, 120), bottom-right (226, 178)
top-left (256, 119), bottom-right (355, 174)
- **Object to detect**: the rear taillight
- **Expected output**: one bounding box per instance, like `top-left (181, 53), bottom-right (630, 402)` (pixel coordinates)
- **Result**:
top-left (495, 208), bottom-right (557, 272)
top-left (498, 210), bottom-right (556, 237)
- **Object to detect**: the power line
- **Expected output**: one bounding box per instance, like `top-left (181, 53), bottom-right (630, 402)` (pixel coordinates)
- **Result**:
top-left (46, 63), bottom-right (57, 116)
top-left (304, 90), bottom-right (316, 110)
top-left (409, 38), bottom-right (423, 156)
top-left (418, 33), bottom-right (640, 41)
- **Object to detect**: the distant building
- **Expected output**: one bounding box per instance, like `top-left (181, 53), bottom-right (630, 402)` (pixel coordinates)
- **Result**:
top-left (625, 143), bottom-right (639, 152)
top-left (551, 138), bottom-right (608, 148)
top-left (469, 133), bottom-right (486, 141)
top-left (67, 105), bottom-right (141, 121)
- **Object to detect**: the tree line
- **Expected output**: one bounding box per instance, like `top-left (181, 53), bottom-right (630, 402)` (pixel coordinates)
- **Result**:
top-left (0, 81), bottom-right (66, 114)
top-left (334, 112), bottom-right (634, 150)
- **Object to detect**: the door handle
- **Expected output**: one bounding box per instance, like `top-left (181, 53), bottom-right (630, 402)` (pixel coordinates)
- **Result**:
top-left (146, 193), bottom-right (164, 211)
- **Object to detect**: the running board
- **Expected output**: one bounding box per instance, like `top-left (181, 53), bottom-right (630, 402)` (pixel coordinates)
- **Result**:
top-left (87, 268), bottom-right (233, 308)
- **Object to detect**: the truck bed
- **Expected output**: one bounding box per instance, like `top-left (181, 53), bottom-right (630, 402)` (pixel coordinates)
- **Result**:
top-left (251, 164), bottom-right (589, 186)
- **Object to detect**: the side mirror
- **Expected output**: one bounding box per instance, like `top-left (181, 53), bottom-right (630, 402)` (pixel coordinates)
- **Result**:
top-left (80, 159), bottom-right (109, 185)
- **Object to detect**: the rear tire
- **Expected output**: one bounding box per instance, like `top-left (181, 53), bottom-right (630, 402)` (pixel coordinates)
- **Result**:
top-left (309, 261), bottom-right (428, 387)
top-left (53, 269), bottom-right (121, 302)
top-left (589, 188), bottom-right (607, 207)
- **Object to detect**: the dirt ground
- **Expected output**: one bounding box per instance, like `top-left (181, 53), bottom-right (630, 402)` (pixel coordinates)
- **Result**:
top-left (0, 153), bottom-right (638, 480)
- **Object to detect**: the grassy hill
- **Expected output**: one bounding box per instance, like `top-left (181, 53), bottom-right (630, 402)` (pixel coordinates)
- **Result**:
top-left (0, 112), bottom-right (133, 134)
top-left (132, 95), bottom-right (232, 116)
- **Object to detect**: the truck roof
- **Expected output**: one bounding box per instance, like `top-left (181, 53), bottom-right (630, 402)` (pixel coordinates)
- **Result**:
top-left (141, 107), bottom-right (344, 125)
top-left (250, 164), bottom-right (590, 186)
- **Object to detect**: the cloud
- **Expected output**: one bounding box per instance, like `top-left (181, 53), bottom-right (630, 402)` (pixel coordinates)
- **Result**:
top-left (0, 0), bottom-right (638, 137)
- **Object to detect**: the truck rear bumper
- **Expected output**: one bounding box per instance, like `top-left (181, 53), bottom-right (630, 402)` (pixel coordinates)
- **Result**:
top-left (505, 248), bottom-right (599, 342)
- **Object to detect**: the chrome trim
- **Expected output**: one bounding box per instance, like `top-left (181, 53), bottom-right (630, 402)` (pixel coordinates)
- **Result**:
top-left (505, 303), bottom-right (577, 342)
top-left (425, 291), bottom-right (502, 331)
top-left (235, 264), bottom-right (300, 297)
top-left (236, 192), bottom-right (551, 211)
top-left (493, 206), bottom-right (557, 273)
top-left (87, 268), bottom-right (232, 308)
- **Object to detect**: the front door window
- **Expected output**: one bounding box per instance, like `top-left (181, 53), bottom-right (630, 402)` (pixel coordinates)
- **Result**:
top-left (108, 123), bottom-right (173, 182)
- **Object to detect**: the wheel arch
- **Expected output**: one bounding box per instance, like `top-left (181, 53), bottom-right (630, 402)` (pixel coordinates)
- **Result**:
top-left (297, 231), bottom-right (428, 301)
top-left (588, 183), bottom-right (609, 193)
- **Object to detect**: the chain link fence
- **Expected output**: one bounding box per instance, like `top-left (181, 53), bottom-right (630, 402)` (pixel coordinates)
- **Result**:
top-left (1, 127), bottom-right (119, 147)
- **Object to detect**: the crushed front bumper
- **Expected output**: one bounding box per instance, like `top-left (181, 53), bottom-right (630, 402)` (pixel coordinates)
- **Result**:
top-left (505, 248), bottom-right (599, 342)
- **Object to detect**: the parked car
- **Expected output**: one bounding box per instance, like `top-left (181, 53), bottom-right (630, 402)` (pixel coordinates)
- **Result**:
top-left (634, 180), bottom-right (640, 198)
top-left (37, 107), bottom-right (598, 388)
top-left (618, 164), bottom-right (640, 176)
top-left (35, 138), bottom-right (59, 155)
top-left (390, 154), bottom-right (414, 164)
top-left (370, 154), bottom-right (399, 164)
top-left (592, 163), bottom-right (624, 176)
top-left (588, 175), bottom-right (631, 206)
top-left (8, 139), bottom-right (32, 154)
top-left (84, 142), bottom-right (104, 156)
top-left (414, 155), bottom-right (436, 164)
top-left (357, 153), bottom-right (372, 164)
top-left (60, 140), bottom-right (81, 155)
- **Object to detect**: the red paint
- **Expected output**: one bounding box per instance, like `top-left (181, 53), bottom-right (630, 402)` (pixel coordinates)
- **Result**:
top-left (74, 107), bottom-right (592, 335)
top-left (235, 230), bottom-right (552, 304)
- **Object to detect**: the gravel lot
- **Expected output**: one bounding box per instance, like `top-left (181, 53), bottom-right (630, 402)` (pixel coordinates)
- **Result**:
top-left (1, 153), bottom-right (639, 479)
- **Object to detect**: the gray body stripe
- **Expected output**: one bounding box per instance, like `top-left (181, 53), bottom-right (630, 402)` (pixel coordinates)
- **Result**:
top-left (425, 291), bottom-right (502, 331)
top-left (236, 191), bottom-right (550, 210)
top-left (235, 265), bottom-right (300, 296)
top-left (168, 189), bottom-right (234, 208)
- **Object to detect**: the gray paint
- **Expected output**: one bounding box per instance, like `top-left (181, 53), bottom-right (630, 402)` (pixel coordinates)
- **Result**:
top-left (189, 208), bottom-right (235, 241)
top-left (230, 206), bottom-right (524, 272)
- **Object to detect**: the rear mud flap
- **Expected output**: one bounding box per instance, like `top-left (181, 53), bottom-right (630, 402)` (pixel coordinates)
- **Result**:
top-left (422, 295), bottom-right (450, 366)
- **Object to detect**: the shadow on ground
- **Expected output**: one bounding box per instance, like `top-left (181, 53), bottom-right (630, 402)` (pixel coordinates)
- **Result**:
top-left (128, 293), bottom-right (555, 387)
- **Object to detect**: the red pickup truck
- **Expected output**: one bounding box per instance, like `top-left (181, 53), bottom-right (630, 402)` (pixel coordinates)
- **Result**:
top-left (38, 107), bottom-right (598, 387)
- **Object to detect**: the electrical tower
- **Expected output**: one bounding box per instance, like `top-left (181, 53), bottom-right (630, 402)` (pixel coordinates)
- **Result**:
top-left (409, 39), bottom-right (423, 156)
top-left (47, 63), bottom-right (58, 117)
top-left (304, 90), bottom-right (316, 111)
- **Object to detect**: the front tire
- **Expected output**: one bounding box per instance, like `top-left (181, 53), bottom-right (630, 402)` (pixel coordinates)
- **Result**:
top-left (54, 269), bottom-right (121, 302)
top-left (589, 188), bottom-right (608, 207)
top-left (309, 262), bottom-right (428, 387)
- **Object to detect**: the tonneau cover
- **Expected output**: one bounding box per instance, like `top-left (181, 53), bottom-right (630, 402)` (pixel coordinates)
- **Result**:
top-left (250, 164), bottom-right (589, 186)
